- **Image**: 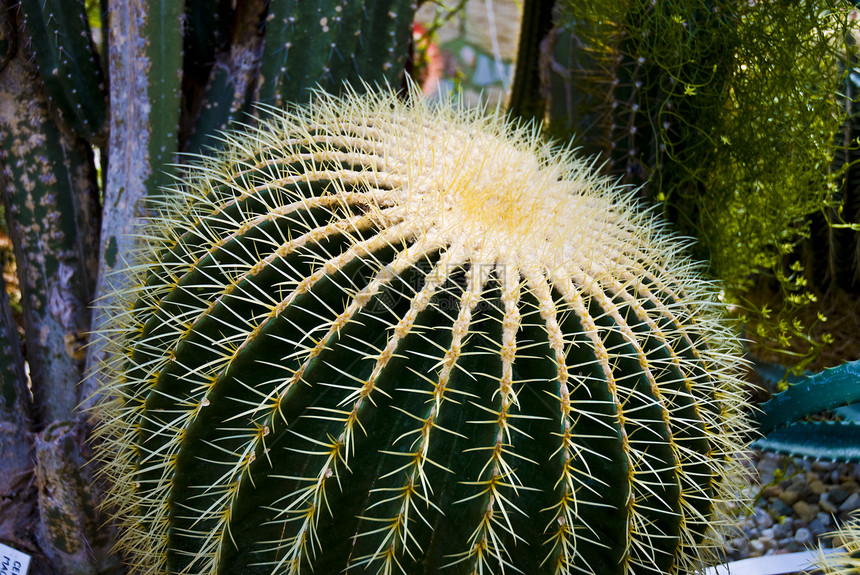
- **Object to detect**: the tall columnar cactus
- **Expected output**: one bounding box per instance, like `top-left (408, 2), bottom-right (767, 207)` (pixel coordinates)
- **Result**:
top-left (93, 88), bottom-right (750, 575)
top-left (0, 3), bottom-right (112, 571)
top-left (18, 0), bottom-right (108, 144)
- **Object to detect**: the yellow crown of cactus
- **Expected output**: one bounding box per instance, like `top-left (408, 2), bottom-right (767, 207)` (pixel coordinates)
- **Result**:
top-left (92, 87), bottom-right (750, 575)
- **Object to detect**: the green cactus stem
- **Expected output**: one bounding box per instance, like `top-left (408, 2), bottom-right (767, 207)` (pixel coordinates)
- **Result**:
top-left (0, 272), bottom-right (26, 422)
top-left (0, 2), bottom-right (14, 73)
top-left (35, 422), bottom-right (119, 575)
top-left (18, 0), bottom-right (107, 143)
top-left (258, 0), bottom-right (415, 106)
top-left (753, 421), bottom-right (860, 463)
top-left (183, 0), bottom-right (267, 155)
top-left (755, 360), bottom-right (860, 435)
top-left (180, 0), bottom-right (237, 147)
top-left (184, 0), bottom-right (234, 75)
top-left (753, 359), bottom-right (860, 463)
top-left (0, 6), bottom-right (109, 570)
top-left (0, 270), bottom-right (38, 551)
top-left (142, 0), bottom-right (184, 195)
top-left (508, 0), bottom-right (555, 124)
top-left (93, 88), bottom-right (751, 575)
top-left (187, 0), bottom-right (417, 154)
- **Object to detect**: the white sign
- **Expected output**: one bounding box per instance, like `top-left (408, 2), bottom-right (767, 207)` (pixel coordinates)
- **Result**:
top-left (705, 549), bottom-right (836, 575)
top-left (0, 544), bottom-right (30, 575)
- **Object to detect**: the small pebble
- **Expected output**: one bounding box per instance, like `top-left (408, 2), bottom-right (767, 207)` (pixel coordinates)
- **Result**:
top-left (772, 521), bottom-right (792, 539)
top-left (820, 492), bottom-right (838, 514)
top-left (754, 507), bottom-right (773, 529)
top-left (829, 486), bottom-right (850, 506)
top-left (761, 485), bottom-right (782, 499)
top-left (758, 456), bottom-right (781, 485)
top-left (792, 517), bottom-right (808, 530)
top-left (731, 536), bottom-right (748, 551)
top-left (770, 499), bottom-right (793, 517)
top-left (808, 517), bottom-right (829, 537)
top-left (839, 492), bottom-right (860, 513)
top-left (795, 482), bottom-right (813, 500)
top-left (794, 527), bottom-right (813, 547)
top-left (809, 479), bottom-right (826, 495)
top-left (778, 490), bottom-right (801, 506)
top-left (793, 500), bottom-right (818, 523)
top-left (749, 539), bottom-right (765, 556)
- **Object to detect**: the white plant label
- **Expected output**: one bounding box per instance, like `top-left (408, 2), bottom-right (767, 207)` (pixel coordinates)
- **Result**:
top-left (0, 544), bottom-right (30, 575)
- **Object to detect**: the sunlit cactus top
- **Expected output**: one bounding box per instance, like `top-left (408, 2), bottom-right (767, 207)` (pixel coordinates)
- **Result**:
top-left (93, 87), bottom-right (750, 575)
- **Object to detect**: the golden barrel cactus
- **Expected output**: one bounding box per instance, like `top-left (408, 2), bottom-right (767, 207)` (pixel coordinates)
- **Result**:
top-left (92, 88), bottom-right (750, 575)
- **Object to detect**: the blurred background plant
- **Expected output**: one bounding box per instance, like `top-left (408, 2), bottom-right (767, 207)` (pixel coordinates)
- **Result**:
top-left (2, 0), bottom-right (860, 573)
top-left (531, 0), bottom-right (860, 375)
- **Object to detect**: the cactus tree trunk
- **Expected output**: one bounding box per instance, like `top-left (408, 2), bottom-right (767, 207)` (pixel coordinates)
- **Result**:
top-left (83, 0), bottom-right (185, 411)
top-left (0, 3), bottom-right (114, 573)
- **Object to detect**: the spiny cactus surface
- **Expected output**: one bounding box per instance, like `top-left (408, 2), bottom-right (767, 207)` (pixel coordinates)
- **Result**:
top-left (817, 512), bottom-right (860, 574)
top-left (93, 88), bottom-right (750, 575)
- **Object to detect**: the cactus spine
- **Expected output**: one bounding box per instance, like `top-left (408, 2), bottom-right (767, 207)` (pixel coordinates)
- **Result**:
top-left (93, 88), bottom-right (750, 575)
top-left (817, 513), bottom-right (860, 574)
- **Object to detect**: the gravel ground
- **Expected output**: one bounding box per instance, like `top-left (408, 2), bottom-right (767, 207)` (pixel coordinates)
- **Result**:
top-left (722, 450), bottom-right (860, 562)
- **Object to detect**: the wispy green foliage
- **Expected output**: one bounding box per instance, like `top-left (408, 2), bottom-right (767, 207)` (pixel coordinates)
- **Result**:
top-left (548, 0), bottom-right (851, 287)
top-left (545, 0), bottom-right (857, 371)
top-left (704, 2), bottom-right (847, 284)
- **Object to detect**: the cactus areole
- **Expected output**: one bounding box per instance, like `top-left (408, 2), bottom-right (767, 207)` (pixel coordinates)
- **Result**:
top-left (93, 88), bottom-right (749, 575)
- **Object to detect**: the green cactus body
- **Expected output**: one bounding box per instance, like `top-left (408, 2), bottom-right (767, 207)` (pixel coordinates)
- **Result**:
top-left (93, 88), bottom-right (749, 575)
